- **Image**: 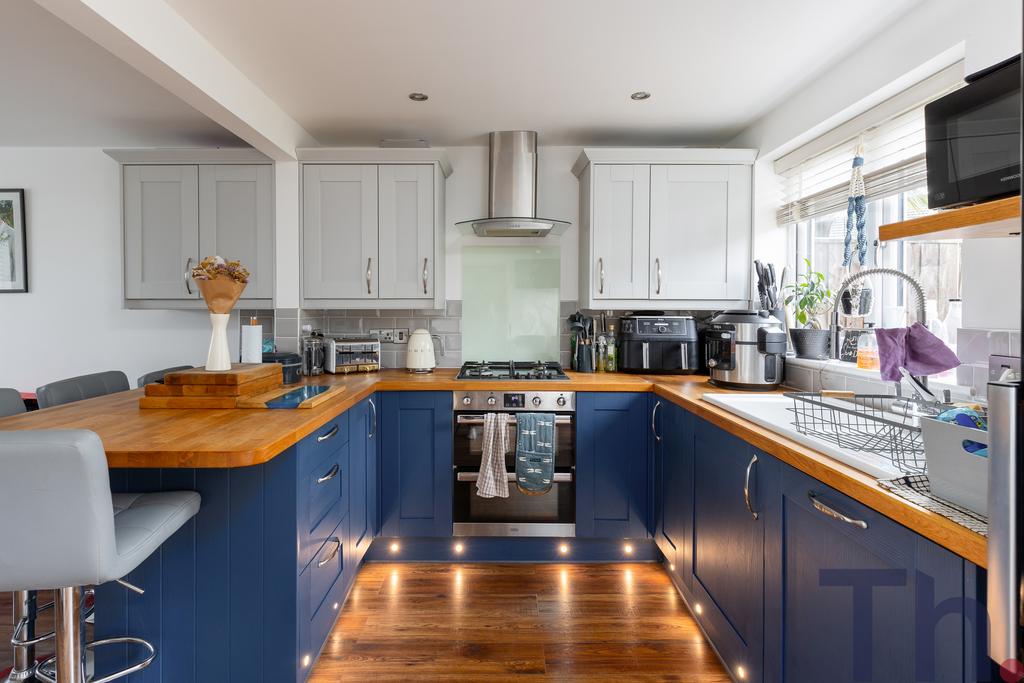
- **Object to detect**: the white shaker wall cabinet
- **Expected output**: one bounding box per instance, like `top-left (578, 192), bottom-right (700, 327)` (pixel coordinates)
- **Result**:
top-left (377, 164), bottom-right (434, 300)
top-left (199, 164), bottom-right (274, 301)
top-left (112, 149), bottom-right (276, 309)
top-left (590, 164), bottom-right (650, 300)
top-left (123, 164), bottom-right (199, 301)
top-left (302, 164), bottom-right (379, 300)
top-left (297, 148), bottom-right (450, 310)
top-left (649, 164), bottom-right (751, 302)
top-left (573, 148), bottom-right (756, 310)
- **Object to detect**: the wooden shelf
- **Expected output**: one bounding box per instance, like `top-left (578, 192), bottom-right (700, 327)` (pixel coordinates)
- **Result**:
top-left (879, 195), bottom-right (1021, 241)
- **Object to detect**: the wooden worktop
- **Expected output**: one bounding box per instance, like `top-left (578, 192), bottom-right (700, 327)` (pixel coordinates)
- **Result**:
top-left (0, 368), bottom-right (986, 567)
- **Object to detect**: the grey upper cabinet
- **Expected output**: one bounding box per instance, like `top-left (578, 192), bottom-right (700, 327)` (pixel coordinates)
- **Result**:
top-left (199, 165), bottom-right (274, 301)
top-left (377, 165), bottom-right (434, 300)
top-left (649, 164), bottom-right (751, 301)
top-left (297, 149), bottom-right (450, 310)
top-left (574, 148), bottom-right (755, 310)
top-left (302, 164), bottom-right (378, 300)
top-left (114, 150), bottom-right (275, 309)
top-left (123, 165), bottom-right (199, 300)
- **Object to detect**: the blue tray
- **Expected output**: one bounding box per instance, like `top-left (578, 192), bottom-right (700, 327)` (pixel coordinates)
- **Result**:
top-left (265, 385), bottom-right (331, 409)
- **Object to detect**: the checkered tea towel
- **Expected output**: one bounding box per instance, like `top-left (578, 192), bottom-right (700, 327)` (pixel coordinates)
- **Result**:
top-left (516, 412), bottom-right (556, 495)
top-left (476, 412), bottom-right (509, 498)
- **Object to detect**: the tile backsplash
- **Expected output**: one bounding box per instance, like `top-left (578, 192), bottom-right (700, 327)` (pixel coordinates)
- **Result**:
top-left (956, 327), bottom-right (1020, 399)
top-left (268, 302), bottom-right (463, 369)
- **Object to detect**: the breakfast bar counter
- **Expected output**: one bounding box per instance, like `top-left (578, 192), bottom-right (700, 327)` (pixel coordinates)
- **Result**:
top-left (0, 369), bottom-right (986, 567)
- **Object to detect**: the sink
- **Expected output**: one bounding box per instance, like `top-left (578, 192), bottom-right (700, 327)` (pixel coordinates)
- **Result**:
top-left (701, 393), bottom-right (902, 479)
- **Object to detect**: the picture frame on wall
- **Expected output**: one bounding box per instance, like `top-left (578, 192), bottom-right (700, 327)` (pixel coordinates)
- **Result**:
top-left (0, 189), bottom-right (27, 293)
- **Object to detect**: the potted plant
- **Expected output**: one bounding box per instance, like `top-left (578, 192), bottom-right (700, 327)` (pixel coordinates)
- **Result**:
top-left (784, 259), bottom-right (834, 359)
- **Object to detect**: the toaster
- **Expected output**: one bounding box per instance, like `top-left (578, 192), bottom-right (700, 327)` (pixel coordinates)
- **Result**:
top-left (325, 337), bottom-right (382, 374)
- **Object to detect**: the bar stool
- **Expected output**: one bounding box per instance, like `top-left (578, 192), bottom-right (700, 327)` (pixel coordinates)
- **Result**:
top-left (36, 372), bottom-right (130, 410)
top-left (136, 365), bottom-right (193, 388)
top-left (0, 430), bottom-right (201, 683)
top-left (0, 389), bottom-right (26, 418)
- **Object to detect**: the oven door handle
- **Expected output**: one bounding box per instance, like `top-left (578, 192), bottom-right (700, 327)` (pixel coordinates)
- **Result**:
top-left (455, 415), bottom-right (574, 426)
top-left (456, 471), bottom-right (573, 483)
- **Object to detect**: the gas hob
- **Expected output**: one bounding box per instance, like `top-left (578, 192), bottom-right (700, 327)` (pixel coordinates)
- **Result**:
top-left (456, 361), bottom-right (569, 381)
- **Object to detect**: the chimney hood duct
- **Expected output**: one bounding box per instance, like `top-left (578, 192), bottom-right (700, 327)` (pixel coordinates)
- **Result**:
top-left (455, 131), bottom-right (571, 237)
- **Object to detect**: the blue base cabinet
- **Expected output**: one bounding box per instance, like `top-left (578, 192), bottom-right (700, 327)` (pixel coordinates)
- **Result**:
top-left (349, 395), bottom-right (378, 565)
top-left (379, 391), bottom-right (453, 537)
top-left (95, 407), bottom-right (373, 683)
top-left (652, 398), bottom-right (693, 587)
top-left (576, 392), bottom-right (651, 538)
top-left (767, 465), bottom-right (975, 683)
top-left (687, 417), bottom-right (776, 683)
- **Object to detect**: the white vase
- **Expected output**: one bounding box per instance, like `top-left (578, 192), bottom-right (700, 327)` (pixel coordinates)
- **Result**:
top-left (205, 313), bottom-right (233, 371)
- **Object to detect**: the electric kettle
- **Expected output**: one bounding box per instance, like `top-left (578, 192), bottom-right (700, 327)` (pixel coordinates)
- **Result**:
top-left (405, 329), bottom-right (436, 373)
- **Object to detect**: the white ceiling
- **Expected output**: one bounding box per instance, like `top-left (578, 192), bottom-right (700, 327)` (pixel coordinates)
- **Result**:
top-left (166, 0), bottom-right (925, 147)
top-left (0, 0), bottom-right (242, 147)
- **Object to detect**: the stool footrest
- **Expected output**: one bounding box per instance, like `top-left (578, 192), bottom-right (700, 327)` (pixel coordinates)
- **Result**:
top-left (34, 636), bottom-right (155, 683)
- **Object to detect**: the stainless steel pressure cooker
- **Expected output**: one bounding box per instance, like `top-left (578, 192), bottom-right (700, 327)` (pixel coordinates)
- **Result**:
top-left (705, 310), bottom-right (787, 390)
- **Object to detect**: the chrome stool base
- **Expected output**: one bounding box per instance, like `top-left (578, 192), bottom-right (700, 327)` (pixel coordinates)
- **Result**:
top-left (34, 637), bottom-right (155, 683)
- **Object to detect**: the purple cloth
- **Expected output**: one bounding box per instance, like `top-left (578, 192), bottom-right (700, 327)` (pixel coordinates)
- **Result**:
top-left (874, 322), bottom-right (961, 381)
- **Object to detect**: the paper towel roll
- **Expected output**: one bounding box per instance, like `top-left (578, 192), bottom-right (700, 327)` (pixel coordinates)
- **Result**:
top-left (242, 324), bottom-right (263, 364)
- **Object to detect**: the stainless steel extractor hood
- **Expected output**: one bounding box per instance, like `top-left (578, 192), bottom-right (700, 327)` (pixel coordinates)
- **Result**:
top-left (455, 131), bottom-right (571, 237)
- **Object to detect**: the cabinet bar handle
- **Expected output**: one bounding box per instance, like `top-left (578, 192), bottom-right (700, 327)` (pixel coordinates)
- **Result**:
top-left (368, 398), bottom-right (377, 439)
top-left (316, 463), bottom-right (339, 484)
top-left (366, 257), bottom-right (373, 295)
top-left (456, 471), bottom-right (573, 483)
top-left (651, 400), bottom-right (662, 442)
top-left (808, 492), bottom-right (868, 529)
top-left (598, 257), bottom-right (605, 294)
top-left (744, 455), bottom-right (759, 520)
top-left (317, 424), bottom-right (339, 442)
top-left (317, 538), bottom-right (341, 568)
top-left (422, 258), bottom-right (429, 294)
top-left (184, 257), bottom-right (194, 295)
top-left (655, 258), bottom-right (662, 295)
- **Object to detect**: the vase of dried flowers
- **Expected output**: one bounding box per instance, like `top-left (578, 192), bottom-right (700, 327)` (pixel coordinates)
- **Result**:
top-left (190, 256), bottom-right (250, 371)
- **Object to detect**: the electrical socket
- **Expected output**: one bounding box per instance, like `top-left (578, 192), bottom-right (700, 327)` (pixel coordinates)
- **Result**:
top-left (368, 328), bottom-right (395, 343)
top-left (395, 328), bottom-right (410, 344)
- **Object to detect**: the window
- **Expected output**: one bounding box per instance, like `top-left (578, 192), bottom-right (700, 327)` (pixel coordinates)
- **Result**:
top-left (794, 186), bottom-right (963, 352)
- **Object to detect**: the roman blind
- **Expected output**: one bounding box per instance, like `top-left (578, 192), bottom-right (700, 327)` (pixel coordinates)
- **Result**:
top-left (776, 63), bottom-right (964, 225)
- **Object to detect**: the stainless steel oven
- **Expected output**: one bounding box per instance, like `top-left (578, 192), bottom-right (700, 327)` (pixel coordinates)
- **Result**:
top-left (452, 391), bottom-right (575, 537)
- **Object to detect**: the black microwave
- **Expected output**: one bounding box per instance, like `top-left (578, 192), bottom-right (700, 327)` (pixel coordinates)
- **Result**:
top-left (925, 54), bottom-right (1021, 209)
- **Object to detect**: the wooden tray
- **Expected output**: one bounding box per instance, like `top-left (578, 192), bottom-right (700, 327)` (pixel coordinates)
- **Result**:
top-left (236, 384), bottom-right (344, 409)
top-left (163, 364), bottom-right (281, 386)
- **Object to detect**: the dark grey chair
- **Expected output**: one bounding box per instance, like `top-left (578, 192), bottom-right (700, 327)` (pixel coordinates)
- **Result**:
top-left (136, 365), bottom-right (194, 388)
top-left (36, 371), bottom-right (130, 409)
top-left (0, 388), bottom-right (26, 417)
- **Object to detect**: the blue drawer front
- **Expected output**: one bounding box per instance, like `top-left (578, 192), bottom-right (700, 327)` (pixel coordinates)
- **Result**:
top-left (301, 444), bottom-right (348, 569)
top-left (299, 412), bottom-right (350, 472)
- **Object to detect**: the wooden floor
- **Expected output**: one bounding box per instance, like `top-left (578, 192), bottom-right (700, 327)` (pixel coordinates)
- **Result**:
top-left (1, 564), bottom-right (729, 681)
top-left (309, 563), bottom-right (730, 682)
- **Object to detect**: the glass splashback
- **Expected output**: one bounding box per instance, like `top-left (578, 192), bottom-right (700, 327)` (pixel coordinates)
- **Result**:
top-left (462, 246), bottom-right (560, 362)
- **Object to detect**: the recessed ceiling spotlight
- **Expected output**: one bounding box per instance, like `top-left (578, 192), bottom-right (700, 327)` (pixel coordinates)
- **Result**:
top-left (408, 92), bottom-right (429, 102)
top-left (630, 91), bottom-right (651, 101)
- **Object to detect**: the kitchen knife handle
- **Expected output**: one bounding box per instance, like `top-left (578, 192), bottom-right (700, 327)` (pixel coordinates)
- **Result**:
top-left (366, 257), bottom-right (372, 294)
top-left (598, 258), bottom-right (604, 294)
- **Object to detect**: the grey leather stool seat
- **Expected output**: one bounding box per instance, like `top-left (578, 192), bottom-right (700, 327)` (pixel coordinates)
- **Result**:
top-left (0, 389), bottom-right (26, 417)
top-left (0, 430), bottom-right (200, 683)
top-left (136, 365), bottom-right (193, 388)
top-left (36, 372), bottom-right (130, 410)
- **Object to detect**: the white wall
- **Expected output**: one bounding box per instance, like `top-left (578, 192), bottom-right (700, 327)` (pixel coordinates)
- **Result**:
top-left (443, 146), bottom-right (581, 301)
top-left (0, 147), bottom-right (238, 392)
top-left (732, 0), bottom-right (1022, 328)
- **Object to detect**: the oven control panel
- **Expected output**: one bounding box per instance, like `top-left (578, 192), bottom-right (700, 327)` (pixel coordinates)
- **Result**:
top-left (454, 391), bottom-right (574, 412)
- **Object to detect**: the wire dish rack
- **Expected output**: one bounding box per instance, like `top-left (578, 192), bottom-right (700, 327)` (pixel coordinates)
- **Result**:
top-left (785, 391), bottom-right (926, 474)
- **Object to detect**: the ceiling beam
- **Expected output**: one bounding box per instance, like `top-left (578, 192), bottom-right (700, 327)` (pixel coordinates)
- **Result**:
top-left (32, 0), bottom-right (315, 160)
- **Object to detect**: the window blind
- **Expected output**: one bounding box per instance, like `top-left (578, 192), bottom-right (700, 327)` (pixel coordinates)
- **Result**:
top-left (776, 65), bottom-right (963, 225)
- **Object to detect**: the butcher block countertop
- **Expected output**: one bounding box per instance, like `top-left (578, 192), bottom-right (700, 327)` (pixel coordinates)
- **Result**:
top-left (0, 368), bottom-right (986, 567)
